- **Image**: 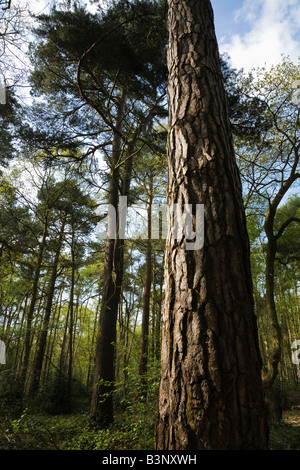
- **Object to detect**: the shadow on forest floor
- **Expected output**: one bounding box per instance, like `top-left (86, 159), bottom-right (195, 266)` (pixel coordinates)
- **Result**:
top-left (269, 386), bottom-right (300, 450)
top-left (0, 386), bottom-right (300, 450)
top-left (1, 408), bottom-right (299, 450)
top-left (269, 408), bottom-right (300, 450)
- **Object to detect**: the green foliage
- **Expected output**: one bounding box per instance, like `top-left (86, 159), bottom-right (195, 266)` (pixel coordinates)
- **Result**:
top-left (0, 89), bottom-right (21, 166)
top-left (73, 361), bottom-right (160, 450)
top-left (220, 54), bottom-right (271, 141)
top-left (0, 359), bottom-right (161, 450)
top-left (0, 370), bottom-right (23, 418)
top-left (27, 0), bottom-right (168, 159)
top-left (37, 376), bottom-right (71, 415)
top-left (0, 410), bottom-right (90, 450)
top-left (31, 1), bottom-right (167, 98)
top-left (275, 195), bottom-right (300, 264)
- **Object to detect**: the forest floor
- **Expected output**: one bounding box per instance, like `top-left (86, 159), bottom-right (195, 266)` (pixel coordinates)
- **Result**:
top-left (0, 385), bottom-right (300, 450)
top-left (269, 409), bottom-right (300, 450)
top-left (268, 385), bottom-right (300, 450)
top-left (283, 405), bottom-right (300, 433)
top-left (1, 408), bottom-right (300, 451)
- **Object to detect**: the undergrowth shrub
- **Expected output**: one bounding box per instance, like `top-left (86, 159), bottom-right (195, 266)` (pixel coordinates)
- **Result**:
top-left (70, 359), bottom-right (161, 450)
top-left (0, 359), bottom-right (161, 450)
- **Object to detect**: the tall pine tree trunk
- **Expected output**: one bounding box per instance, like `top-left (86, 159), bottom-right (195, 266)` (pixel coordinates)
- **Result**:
top-left (261, 162), bottom-right (300, 418)
top-left (156, 0), bottom-right (268, 450)
top-left (90, 90), bottom-right (127, 425)
top-left (90, 92), bottom-right (157, 424)
top-left (139, 178), bottom-right (153, 384)
top-left (20, 216), bottom-right (48, 397)
top-left (67, 232), bottom-right (76, 411)
top-left (29, 218), bottom-right (66, 396)
top-left (263, 233), bottom-right (282, 421)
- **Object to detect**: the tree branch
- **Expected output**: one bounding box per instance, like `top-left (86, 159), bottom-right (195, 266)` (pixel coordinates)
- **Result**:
top-left (275, 216), bottom-right (300, 240)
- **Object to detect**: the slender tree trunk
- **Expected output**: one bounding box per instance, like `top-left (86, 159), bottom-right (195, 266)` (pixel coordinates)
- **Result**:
top-left (14, 295), bottom-right (28, 385)
top-left (91, 88), bottom-right (161, 424)
top-left (46, 289), bottom-right (63, 384)
top-left (90, 90), bottom-right (127, 425)
top-left (59, 301), bottom-right (69, 376)
top-left (87, 292), bottom-right (101, 389)
top-left (29, 218), bottom-right (66, 396)
top-left (139, 180), bottom-right (153, 384)
top-left (156, 0), bottom-right (268, 450)
top-left (67, 233), bottom-right (76, 410)
top-left (154, 260), bottom-right (164, 362)
top-left (20, 216), bottom-right (48, 396)
top-left (262, 222), bottom-right (282, 420)
top-left (150, 253), bottom-right (157, 362)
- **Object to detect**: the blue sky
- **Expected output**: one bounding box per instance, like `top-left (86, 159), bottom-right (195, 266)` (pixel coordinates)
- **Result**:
top-left (211, 0), bottom-right (300, 72)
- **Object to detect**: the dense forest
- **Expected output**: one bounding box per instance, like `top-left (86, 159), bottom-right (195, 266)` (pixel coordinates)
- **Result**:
top-left (0, 0), bottom-right (299, 451)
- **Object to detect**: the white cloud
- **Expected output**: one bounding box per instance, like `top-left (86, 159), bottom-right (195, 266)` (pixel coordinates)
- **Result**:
top-left (220, 0), bottom-right (300, 71)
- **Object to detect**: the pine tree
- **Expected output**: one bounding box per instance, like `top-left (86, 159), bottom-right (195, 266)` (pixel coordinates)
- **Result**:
top-left (156, 0), bottom-right (268, 450)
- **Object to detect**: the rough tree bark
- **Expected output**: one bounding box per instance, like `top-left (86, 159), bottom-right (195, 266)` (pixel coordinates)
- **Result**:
top-left (263, 217), bottom-right (282, 421)
top-left (156, 0), bottom-right (268, 450)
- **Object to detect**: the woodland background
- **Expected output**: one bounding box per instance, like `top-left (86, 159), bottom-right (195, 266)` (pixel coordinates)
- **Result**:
top-left (0, 0), bottom-right (299, 450)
